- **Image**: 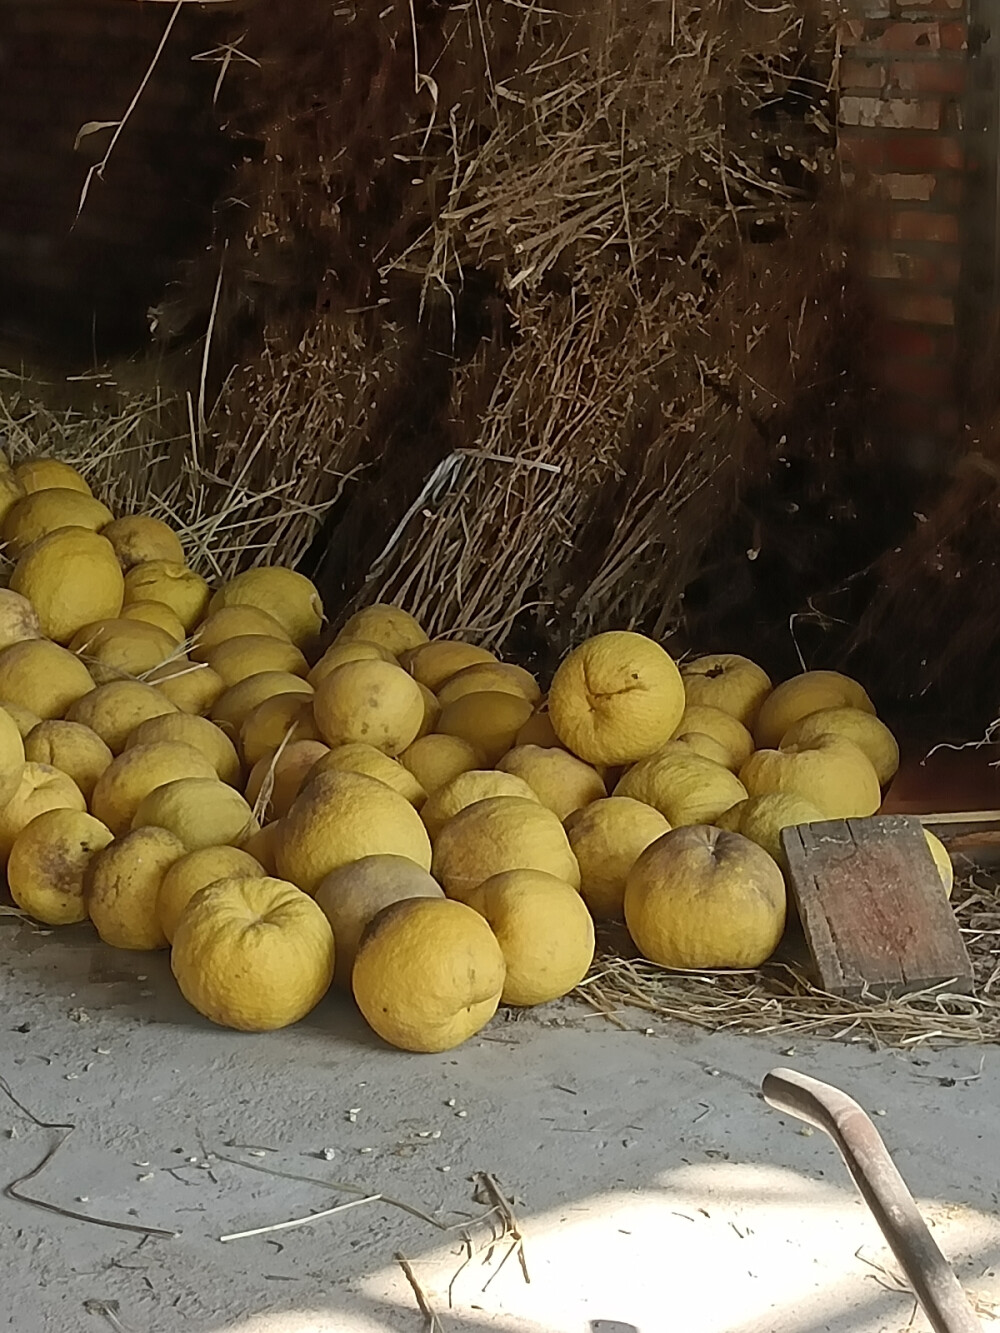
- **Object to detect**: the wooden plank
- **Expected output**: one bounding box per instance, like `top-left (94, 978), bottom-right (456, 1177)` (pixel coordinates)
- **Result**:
top-left (781, 815), bottom-right (973, 999)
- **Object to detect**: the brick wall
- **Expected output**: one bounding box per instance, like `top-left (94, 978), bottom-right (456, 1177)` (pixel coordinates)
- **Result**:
top-left (837, 0), bottom-right (971, 458)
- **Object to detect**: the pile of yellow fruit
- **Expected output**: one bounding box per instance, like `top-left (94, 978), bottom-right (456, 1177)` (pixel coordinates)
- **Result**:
top-left (0, 453), bottom-right (955, 1053)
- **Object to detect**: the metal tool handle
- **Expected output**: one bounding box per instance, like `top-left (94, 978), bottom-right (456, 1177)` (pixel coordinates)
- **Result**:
top-left (762, 1068), bottom-right (981, 1333)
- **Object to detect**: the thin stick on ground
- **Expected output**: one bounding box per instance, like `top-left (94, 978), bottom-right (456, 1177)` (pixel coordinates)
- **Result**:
top-left (396, 1252), bottom-right (445, 1332)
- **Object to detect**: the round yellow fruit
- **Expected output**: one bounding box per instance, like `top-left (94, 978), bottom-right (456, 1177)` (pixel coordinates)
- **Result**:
top-left (119, 600), bottom-right (187, 643)
top-left (86, 826), bottom-right (186, 950)
top-left (308, 743), bottom-right (427, 808)
top-left (11, 527), bottom-right (124, 644)
top-left (123, 561), bottom-right (210, 632)
top-left (0, 704), bottom-right (26, 807)
top-left (192, 605), bottom-right (292, 660)
top-left (246, 741), bottom-right (330, 821)
top-left (400, 734), bottom-right (485, 795)
top-left (924, 828), bottom-right (954, 897)
top-left (239, 693), bottom-right (319, 768)
top-left (564, 796), bottom-right (672, 920)
top-left (101, 515), bottom-right (185, 570)
top-left (420, 769), bottom-right (540, 841)
top-left (436, 691), bottom-right (535, 766)
top-left (740, 735), bottom-right (882, 820)
top-left (0, 468), bottom-right (25, 525)
top-left (615, 746), bottom-right (748, 826)
top-left (352, 897), bottom-right (505, 1052)
top-left (496, 744), bottom-right (606, 821)
top-left (275, 770), bottom-right (432, 895)
top-left (313, 659), bottom-right (424, 756)
top-left (157, 844), bottom-right (266, 942)
top-left (24, 720), bottom-right (112, 801)
top-left (672, 704), bottom-right (754, 772)
top-left (753, 670), bottom-right (876, 750)
top-left (406, 640), bottom-right (496, 692)
top-left (437, 661), bottom-right (541, 708)
top-left (715, 793), bottom-right (826, 872)
top-left (0, 639), bottom-right (95, 718)
top-left (669, 731), bottom-right (734, 768)
top-left (172, 877), bottom-right (334, 1030)
top-left (466, 870), bottom-right (595, 1006)
top-left (132, 778), bottom-right (259, 850)
top-left (15, 458), bottom-right (92, 496)
top-left (147, 659), bottom-right (225, 715)
top-left (549, 631), bottom-right (685, 766)
top-left (67, 680), bottom-right (177, 754)
top-left (780, 707), bottom-right (899, 787)
top-left (126, 712), bottom-right (241, 786)
top-left (3, 488), bottom-right (113, 555)
top-left (624, 825), bottom-right (787, 968)
top-left (242, 820), bottom-right (282, 874)
top-left (210, 671), bottom-right (313, 736)
top-left (0, 764), bottom-right (86, 861)
top-left (315, 854), bottom-right (444, 987)
top-left (90, 741), bottom-right (219, 835)
top-left (681, 653), bottom-right (772, 728)
top-left (515, 710), bottom-right (562, 749)
top-left (209, 567), bottom-right (324, 648)
top-left (0, 589), bottom-right (42, 651)
top-left (432, 795), bottom-right (580, 903)
top-left (69, 618), bottom-right (177, 684)
top-left (4, 703), bottom-right (41, 739)
top-left (415, 682), bottom-right (440, 740)
top-left (8, 809), bottom-right (114, 925)
top-left (205, 634), bottom-right (308, 688)
top-left (335, 603), bottom-right (428, 658)
top-left (308, 639), bottom-right (395, 688)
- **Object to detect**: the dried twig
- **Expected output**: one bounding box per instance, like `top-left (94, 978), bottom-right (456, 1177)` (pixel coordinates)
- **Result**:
top-left (219, 1194), bottom-right (382, 1242)
top-left (396, 1252), bottom-right (445, 1332)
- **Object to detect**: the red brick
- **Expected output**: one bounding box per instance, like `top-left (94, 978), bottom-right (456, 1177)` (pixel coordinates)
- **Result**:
top-left (839, 59), bottom-right (887, 90)
top-left (867, 245), bottom-right (962, 284)
top-left (883, 290), bottom-right (955, 324)
top-left (839, 19), bottom-right (967, 51)
top-left (874, 170), bottom-right (936, 200)
top-left (884, 133), bottom-right (965, 170)
top-left (887, 210), bottom-right (960, 243)
top-left (872, 320), bottom-right (956, 359)
top-left (881, 357), bottom-right (955, 399)
top-left (840, 95), bottom-right (941, 129)
top-left (888, 58), bottom-right (966, 95)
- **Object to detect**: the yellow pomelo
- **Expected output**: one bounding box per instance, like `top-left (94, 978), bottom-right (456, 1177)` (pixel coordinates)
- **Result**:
top-left (740, 735), bottom-right (881, 820)
top-left (275, 770), bottom-right (432, 895)
top-left (496, 744), bottom-right (606, 821)
top-left (415, 683), bottom-right (440, 740)
top-left (672, 704), bottom-right (754, 772)
top-left (69, 618), bottom-right (177, 684)
top-left (132, 778), bottom-right (259, 850)
top-left (780, 707), bottom-right (899, 786)
top-left (515, 710), bottom-right (562, 749)
top-left (715, 793), bottom-right (826, 872)
top-left (0, 589), bottom-right (42, 651)
top-left (123, 561), bottom-right (210, 632)
top-left (753, 670), bottom-right (876, 750)
top-left (352, 897), bottom-right (505, 1052)
top-left (15, 458), bottom-right (92, 496)
top-left (432, 795), bottom-right (580, 904)
top-left (3, 488), bottom-right (113, 555)
top-left (245, 740), bottom-right (330, 820)
top-left (0, 764), bottom-right (86, 861)
top-left (67, 680), bottom-right (177, 754)
top-left (119, 600), bottom-right (187, 642)
top-left (209, 567), bottom-right (324, 648)
top-left (308, 639), bottom-right (395, 687)
top-left (313, 659), bottom-right (424, 756)
top-left (436, 691), bottom-right (535, 766)
top-left (102, 515), bottom-right (185, 570)
top-left (315, 854), bottom-right (444, 987)
top-left (8, 808), bottom-right (114, 926)
top-left (0, 639), bottom-right (95, 718)
top-left (615, 746), bottom-right (748, 826)
top-left (24, 720), bottom-right (113, 801)
top-left (335, 603), bottom-right (428, 658)
top-left (126, 712), bottom-right (241, 786)
top-left (0, 706), bottom-right (25, 807)
top-left (11, 527), bottom-right (124, 644)
top-left (91, 741), bottom-right (218, 835)
top-left (669, 731), bottom-right (734, 768)
top-left (205, 634), bottom-right (308, 688)
top-left (564, 797), bottom-right (672, 920)
top-left (406, 640), bottom-right (496, 691)
top-left (242, 820), bottom-right (282, 874)
top-left (466, 870), bottom-right (595, 1006)
top-left (239, 693), bottom-right (319, 768)
top-left (210, 671), bottom-right (313, 736)
top-left (924, 828), bottom-right (954, 897)
top-left (549, 631), bottom-right (685, 766)
top-left (400, 734), bottom-right (485, 795)
top-left (86, 827), bottom-right (186, 950)
top-left (4, 703), bottom-right (42, 739)
top-left (437, 662), bottom-right (541, 708)
top-left (625, 825), bottom-right (786, 968)
top-left (192, 605), bottom-right (293, 661)
top-left (681, 653), bottom-right (773, 728)
top-left (0, 469), bottom-right (25, 524)
top-left (147, 659), bottom-right (225, 715)
top-left (157, 844), bottom-right (266, 942)
top-left (308, 742), bottom-right (427, 808)
top-left (421, 769), bottom-right (540, 841)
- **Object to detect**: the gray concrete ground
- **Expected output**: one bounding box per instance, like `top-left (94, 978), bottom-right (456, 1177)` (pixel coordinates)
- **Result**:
top-left (2, 917), bottom-right (998, 1333)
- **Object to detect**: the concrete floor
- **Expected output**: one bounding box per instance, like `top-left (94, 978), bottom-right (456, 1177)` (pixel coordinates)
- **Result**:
top-left (2, 916), bottom-right (998, 1333)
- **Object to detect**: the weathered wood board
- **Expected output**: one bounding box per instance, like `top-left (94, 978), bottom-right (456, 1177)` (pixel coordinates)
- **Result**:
top-left (781, 815), bottom-right (973, 999)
